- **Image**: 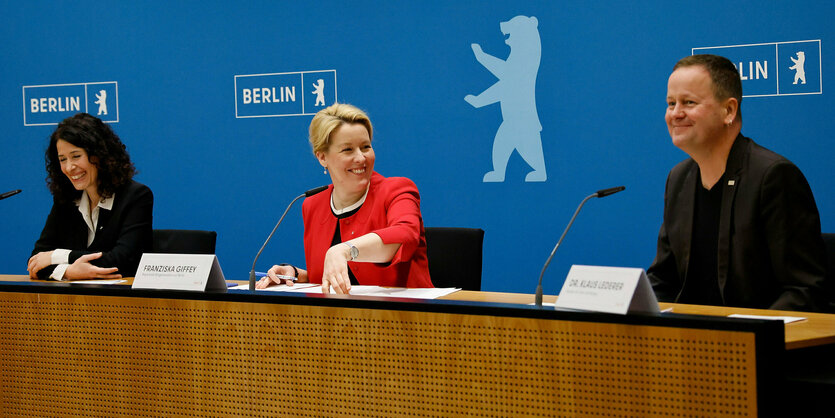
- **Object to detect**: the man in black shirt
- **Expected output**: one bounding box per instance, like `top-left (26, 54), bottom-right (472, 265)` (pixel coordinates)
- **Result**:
top-left (647, 54), bottom-right (826, 312)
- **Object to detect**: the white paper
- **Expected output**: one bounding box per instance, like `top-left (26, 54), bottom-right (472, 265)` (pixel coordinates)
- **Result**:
top-left (68, 279), bottom-right (127, 285)
top-left (728, 314), bottom-right (806, 324)
top-left (255, 284), bottom-right (460, 299)
top-left (256, 283), bottom-right (320, 292)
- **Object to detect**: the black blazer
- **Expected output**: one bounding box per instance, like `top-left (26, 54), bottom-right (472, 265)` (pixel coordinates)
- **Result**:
top-left (31, 180), bottom-right (154, 279)
top-left (648, 134), bottom-right (826, 312)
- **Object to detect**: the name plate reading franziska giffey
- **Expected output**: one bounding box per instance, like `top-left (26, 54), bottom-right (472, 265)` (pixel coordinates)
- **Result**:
top-left (554, 265), bottom-right (659, 315)
top-left (132, 253), bottom-right (226, 292)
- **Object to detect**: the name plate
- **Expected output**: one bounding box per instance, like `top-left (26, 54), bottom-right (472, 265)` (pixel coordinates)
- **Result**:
top-left (554, 265), bottom-right (659, 314)
top-left (133, 253), bottom-right (227, 292)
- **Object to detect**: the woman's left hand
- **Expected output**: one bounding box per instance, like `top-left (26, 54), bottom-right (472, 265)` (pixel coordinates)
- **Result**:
top-left (321, 243), bottom-right (352, 294)
top-left (27, 251), bottom-right (54, 279)
top-left (64, 252), bottom-right (121, 280)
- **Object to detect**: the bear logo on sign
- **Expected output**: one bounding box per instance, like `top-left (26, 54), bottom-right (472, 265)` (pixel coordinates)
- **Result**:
top-left (465, 15), bottom-right (546, 182)
top-left (95, 90), bottom-right (108, 115)
top-left (312, 79), bottom-right (326, 106)
top-left (789, 51), bottom-right (806, 85)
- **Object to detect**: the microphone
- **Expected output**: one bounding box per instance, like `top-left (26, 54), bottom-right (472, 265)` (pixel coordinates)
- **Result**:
top-left (249, 185), bottom-right (329, 291)
top-left (596, 186), bottom-right (625, 198)
top-left (534, 185), bottom-right (626, 307)
top-left (304, 185), bottom-right (328, 197)
top-left (0, 189), bottom-right (22, 200)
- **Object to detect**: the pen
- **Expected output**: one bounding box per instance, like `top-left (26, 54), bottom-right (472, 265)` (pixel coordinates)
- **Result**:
top-left (255, 271), bottom-right (298, 282)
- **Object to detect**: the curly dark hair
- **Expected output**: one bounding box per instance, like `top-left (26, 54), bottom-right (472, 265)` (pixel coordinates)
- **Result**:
top-left (45, 113), bottom-right (136, 204)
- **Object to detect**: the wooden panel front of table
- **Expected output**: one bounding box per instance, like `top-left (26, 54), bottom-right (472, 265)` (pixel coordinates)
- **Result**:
top-left (0, 277), bottom-right (788, 417)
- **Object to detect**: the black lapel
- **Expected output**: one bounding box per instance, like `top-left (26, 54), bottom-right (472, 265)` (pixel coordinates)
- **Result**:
top-left (91, 208), bottom-right (112, 248)
top-left (676, 163), bottom-right (698, 294)
top-left (716, 134), bottom-right (747, 301)
top-left (68, 206), bottom-right (90, 249)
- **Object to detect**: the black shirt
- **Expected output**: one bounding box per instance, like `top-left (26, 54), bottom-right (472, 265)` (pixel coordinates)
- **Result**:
top-left (679, 174), bottom-right (724, 306)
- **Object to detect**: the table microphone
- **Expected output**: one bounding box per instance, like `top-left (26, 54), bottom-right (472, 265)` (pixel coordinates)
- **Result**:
top-left (534, 186), bottom-right (625, 307)
top-left (0, 189), bottom-right (22, 200)
top-left (249, 185), bottom-right (328, 291)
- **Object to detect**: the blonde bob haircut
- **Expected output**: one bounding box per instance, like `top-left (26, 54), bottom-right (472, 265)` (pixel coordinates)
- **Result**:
top-left (309, 103), bottom-right (373, 155)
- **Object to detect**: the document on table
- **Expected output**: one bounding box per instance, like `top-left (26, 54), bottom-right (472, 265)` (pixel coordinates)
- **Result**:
top-left (256, 283), bottom-right (460, 299)
top-left (728, 314), bottom-right (806, 324)
top-left (68, 279), bottom-right (127, 285)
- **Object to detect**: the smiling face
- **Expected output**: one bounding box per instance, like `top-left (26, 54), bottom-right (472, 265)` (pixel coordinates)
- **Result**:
top-left (665, 65), bottom-right (736, 155)
top-left (56, 139), bottom-right (99, 199)
top-left (316, 123), bottom-right (375, 207)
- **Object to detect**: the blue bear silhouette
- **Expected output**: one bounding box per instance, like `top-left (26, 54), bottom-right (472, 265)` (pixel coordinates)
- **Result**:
top-left (465, 15), bottom-right (546, 182)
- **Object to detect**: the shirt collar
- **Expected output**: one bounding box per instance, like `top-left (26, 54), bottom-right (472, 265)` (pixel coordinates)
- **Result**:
top-left (99, 193), bottom-right (114, 210)
top-left (75, 191), bottom-right (115, 211)
top-left (330, 186), bottom-right (369, 215)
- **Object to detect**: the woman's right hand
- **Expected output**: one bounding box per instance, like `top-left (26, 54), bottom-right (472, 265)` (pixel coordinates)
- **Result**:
top-left (64, 252), bottom-right (121, 280)
top-left (256, 264), bottom-right (298, 289)
top-left (27, 251), bottom-right (54, 279)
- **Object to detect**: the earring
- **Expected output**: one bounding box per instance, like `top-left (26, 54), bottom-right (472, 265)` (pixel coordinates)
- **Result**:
top-left (324, 167), bottom-right (328, 174)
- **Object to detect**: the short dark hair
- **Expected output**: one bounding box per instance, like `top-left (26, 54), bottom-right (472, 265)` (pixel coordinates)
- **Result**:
top-left (674, 54), bottom-right (742, 120)
top-left (45, 113), bottom-right (136, 203)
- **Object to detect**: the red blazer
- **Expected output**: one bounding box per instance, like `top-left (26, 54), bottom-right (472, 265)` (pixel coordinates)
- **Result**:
top-left (302, 172), bottom-right (433, 288)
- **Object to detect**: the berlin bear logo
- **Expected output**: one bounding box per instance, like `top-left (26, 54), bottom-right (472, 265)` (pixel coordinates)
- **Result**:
top-left (95, 90), bottom-right (108, 116)
top-left (312, 79), bottom-right (326, 106)
top-left (465, 15), bottom-right (546, 182)
top-left (789, 51), bottom-right (806, 85)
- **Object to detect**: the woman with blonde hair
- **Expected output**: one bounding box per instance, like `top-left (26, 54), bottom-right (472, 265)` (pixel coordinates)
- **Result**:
top-left (257, 103), bottom-right (432, 293)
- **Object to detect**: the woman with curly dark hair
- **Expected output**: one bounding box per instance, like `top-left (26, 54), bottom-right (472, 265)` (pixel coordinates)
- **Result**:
top-left (27, 113), bottom-right (153, 280)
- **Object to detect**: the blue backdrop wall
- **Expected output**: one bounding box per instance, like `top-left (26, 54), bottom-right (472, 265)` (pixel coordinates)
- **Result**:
top-left (2, 1), bottom-right (832, 295)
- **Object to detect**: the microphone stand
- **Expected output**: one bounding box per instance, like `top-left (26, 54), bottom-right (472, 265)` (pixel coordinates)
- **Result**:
top-left (534, 186), bottom-right (625, 307)
top-left (248, 186), bottom-right (328, 291)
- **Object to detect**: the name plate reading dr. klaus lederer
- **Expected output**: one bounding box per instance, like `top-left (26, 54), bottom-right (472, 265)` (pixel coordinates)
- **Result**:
top-left (554, 265), bottom-right (659, 315)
